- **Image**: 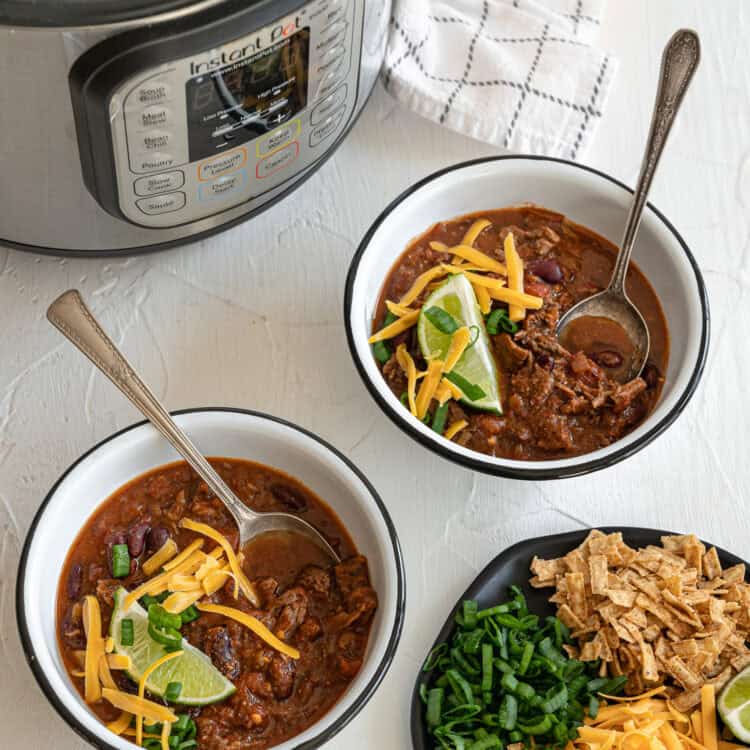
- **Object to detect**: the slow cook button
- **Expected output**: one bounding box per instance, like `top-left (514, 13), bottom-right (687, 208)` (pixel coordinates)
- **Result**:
top-left (256, 142), bottom-right (300, 179)
top-left (127, 80), bottom-right (171, 109)
top-left (133, 170), bottom-right (185, 197)
top-left (311, 84), bottom-right (347, 125)
top-left (135, 191), bottom-right (186, 215)
top-left (256, 120), bottom-right (301, 157)
top-left (309, 106), bottom-right (346, 148)
top-left (198, 170), bottom-right (247, 200)
top-left (198, 147), bottom-right (247, 180)
top-left (130, 152), bottom-right (177, 173)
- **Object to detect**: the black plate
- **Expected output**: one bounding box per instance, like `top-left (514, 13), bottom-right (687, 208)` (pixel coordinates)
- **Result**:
top-left (410, 526), bottom-right (748, 749)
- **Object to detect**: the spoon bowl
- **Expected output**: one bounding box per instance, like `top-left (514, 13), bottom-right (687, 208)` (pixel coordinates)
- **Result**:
top-left (557, 28), bottom-right (699, 380)
top-left (47, 289), bottom-right (340, 579)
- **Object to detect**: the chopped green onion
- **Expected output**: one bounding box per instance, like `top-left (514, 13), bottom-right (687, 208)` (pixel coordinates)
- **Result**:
top-left (432, 402), bottom-right (450, 434)
top-left (486, 308), bottom-right (518, 335)
top-left (468, 736), bottom-right (502, 750)
top-left (498, 693), bottom-right (518, 731)
top-left (120, 618), bottom-right (134, 646)
top-left (426, 688), bottom-right (444, 728)
top-left (372, 312), bottom-right (398, 364)
top-left (148, 622), bottom-right (182, 651)
top-left (588, 695), bottom-right (600, 720)
top-left (174, 715), bottom-right (190, 733)
top-left (444, 371), bottom-right (486, 401)
top-left (165, 682), bottom-right (182, 702)
top-left (180, 605), bottom-right (200, 624)
top-left (463, 600), bottom-right (479, 629)
top-left (481, 644), bottom-right (493, 693)
top-left (148, 603), bottom-right (182, 631)
top-left (424, 306), bottom-right (460, 334)
top-left (111, 543), bottom-right (130, 578)
top-left (518, 642), bottom-right (534, 675)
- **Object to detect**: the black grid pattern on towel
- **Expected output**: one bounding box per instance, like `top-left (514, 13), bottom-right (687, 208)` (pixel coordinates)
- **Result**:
top-left (383, 0), bottom-right (611, 159)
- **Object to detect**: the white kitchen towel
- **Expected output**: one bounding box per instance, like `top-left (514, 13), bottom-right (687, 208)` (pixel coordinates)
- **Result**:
top-left (383, 0), bottom-right (617, 160)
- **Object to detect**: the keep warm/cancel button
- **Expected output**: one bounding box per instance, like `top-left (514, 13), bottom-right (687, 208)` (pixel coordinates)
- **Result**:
top-left (135, 191), bottom-right (186, 215)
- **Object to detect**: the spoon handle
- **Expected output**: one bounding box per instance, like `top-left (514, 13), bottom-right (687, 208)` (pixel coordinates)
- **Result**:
top-left (610, 29), bottom-right (700, 295)
top-left (47, 289), bottom-right (257, 528)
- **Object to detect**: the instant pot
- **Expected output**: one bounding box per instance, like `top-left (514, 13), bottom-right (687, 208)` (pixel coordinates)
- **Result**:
top-left (0, 0), bottom-right (389, 255)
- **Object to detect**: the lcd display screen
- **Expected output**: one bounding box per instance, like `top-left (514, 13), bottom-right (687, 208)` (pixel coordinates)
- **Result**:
top-left (186, 28), bottom-right (310, 161)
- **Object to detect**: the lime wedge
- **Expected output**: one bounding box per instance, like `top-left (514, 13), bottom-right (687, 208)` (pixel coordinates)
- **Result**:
top-left (719, 665), bottom-right (750, 743)
top-left (110, 588), bottom-right (235, 706)
top-left (417, 273), bottom-right (502, 414)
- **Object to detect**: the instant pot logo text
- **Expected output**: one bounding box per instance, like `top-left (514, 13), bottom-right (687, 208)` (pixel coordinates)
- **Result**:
top-left (189, 17), bottom-right (302, 75)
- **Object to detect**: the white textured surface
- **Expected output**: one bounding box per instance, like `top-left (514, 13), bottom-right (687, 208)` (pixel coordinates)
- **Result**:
top-left (1, 2), bottom-right (748, 747)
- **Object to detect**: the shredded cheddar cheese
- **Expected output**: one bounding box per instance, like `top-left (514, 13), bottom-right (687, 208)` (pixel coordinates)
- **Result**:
top-left (395, 343), bottom-right (418, 416)
top-left (162, 589), bottom-right (205, 614)
top-left (169, 573), bottom-right (203, 592)
top-left (431, 241), bottom-right (507, 275)
top-left (461, 218), bottom-right (492, 247)
top-left (368, 309), bottom-right (420, 343)
top-left (473, 282), bottom-right (492, 314)
top-left (398, 265), bottom-right (447, 306)
top-left (106, 653), bottom-right (132, 670)
top-left (434, 381), bottom-right (454, 406)
top-left (98, 654), bottom-right (118, 690)
top-left (439, 265), bottom-right (507, 290)
top-left (440, 377), bottom-right (464, 401)
top-left (180, 518), bottom-right (259, 606)
top-left (444, 420), bottom-right (468, 440)
top-left (82, 595), bottom-right (104, 703)
top-left (197, 602), bottom-right (300, 659)
top-left (142, 538), bottom-right (179, 576)
top-left (161, 720), bottom-right (171, 750)
top-left (106, 711), bottom-right (134, 736)
top-left (163, 539), bottom-right (205, 571)
top-left (487, 286), bottom-right (543, 309)
top-left (385, 300), bottom-right (416, 318)
top-left (700, 687), bottom-right (717, 750)
top-left (136, 650), bottom-right (184, 745)
top-left (415, 359), bottom-right (444, 419)
top-left (443, 327), bottom-right (471, 373)
top-left (124, 549), bottom-right (208, 610)
top-left (102, 687), bottom-right (178, 724)
top-left (504, 232), bottom-right (526, 322)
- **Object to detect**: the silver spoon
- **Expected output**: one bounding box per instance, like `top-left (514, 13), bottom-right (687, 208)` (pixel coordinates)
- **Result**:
top-left (557, 29), bottom-right (700, 382)
top-left (47, 289), bottom-right (340, 580)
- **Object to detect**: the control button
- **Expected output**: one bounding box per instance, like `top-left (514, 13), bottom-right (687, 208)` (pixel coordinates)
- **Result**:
top-left (130, 152), bottom-right (177, 173)
top-left (135, 191), bottom-right (186, 215)
top-left (318, 44), bottom-right (347, 72)
top-left (311, 85), bottom-right (348, 125)
top-left (198, 169), bottom-right (247, 200)
top-left (256, 142), bottom-right (300, 179)
top-left (318, 20), bottom-right (349, 50)
top-left (133, 170), bottom-right (185, 197)
top-left (256, 119), bottom-right (301, 157)
top-left (317, 67), bottom-right (347, 99)
top-left (137, 130), bottom-right (172, 151)
top-left (309, 106), bottom-right (346, 148)
top-left (128, 80), bottom-right (171, 108)
top-left (134, 105), bottom-right (171, 130)
top-left (198, 147), bottom-right (247, 181)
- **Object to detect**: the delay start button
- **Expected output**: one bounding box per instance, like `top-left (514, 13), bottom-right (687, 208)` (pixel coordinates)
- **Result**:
top-left (198, 147), bottom-right (247, 181)
top-left (135, 191), bottom-right (186, 215)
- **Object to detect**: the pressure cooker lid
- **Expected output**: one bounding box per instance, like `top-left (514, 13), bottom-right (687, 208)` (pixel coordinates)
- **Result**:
top-left (0, 0), bottom-right (263, 27)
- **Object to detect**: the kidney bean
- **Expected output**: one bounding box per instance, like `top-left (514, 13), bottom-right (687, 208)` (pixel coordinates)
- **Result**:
top-left (592, 350), bottom-right (624, 368)
top-left (127, 521), bottom-right (150, 557)
top-left (536, 353), bottom-right (554, 371)
top-left (129, 558), bottom-right (138, 577)
top-left (642, 363), bottom-right (660, 389)
top-left (270, 484), bottom-right (307, 513)
top-left (528, 259), bottom-right (563, 284)
top-left (146, 525), bottom-right (170, 553)
top-left (66, 563), bottom-right (83, 600)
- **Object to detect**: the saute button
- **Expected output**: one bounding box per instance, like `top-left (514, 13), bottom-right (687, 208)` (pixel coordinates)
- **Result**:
top-left (256, 142), bottom-right (300, 179)
top-left (128, 80), bottom-right (171, 108)
top-left (311, 85), bottom-right (347, 125)
top-left (198, 170), bottom-right (247, 200)
top-left (133, 170), bottom-right (185, 197)
top-left (130, 152), bottom-right (177, 173)
top-left (309, 106), bottom-right (346, 147)
top-left (198, 147), bottom-right (247, 180)
top-left (135, 191), bottom-right (186, 215)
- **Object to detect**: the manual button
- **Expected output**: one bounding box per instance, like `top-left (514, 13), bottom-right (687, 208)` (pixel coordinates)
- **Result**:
top-left (133, 170), bottom-right (184, 197)
top-left (198, 147), bottom-right (247, 180)
top-left (135, 191), bottom-right (186, 215)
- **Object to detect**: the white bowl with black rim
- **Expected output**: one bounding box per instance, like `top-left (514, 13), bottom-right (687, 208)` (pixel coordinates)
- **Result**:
top-left (344, 156), bottom-right (710, 480)
top-left (16, 408), bottom-right (405, 750)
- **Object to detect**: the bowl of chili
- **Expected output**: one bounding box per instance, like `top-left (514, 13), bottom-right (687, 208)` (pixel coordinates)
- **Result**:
top-left (17, 408), bottom-right (405, 750)
top-left (344, 156), bottom-right (709, 479)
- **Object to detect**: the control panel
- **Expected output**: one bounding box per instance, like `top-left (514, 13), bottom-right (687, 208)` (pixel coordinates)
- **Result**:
top-left (106, 0), bottom-right (361, 228)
